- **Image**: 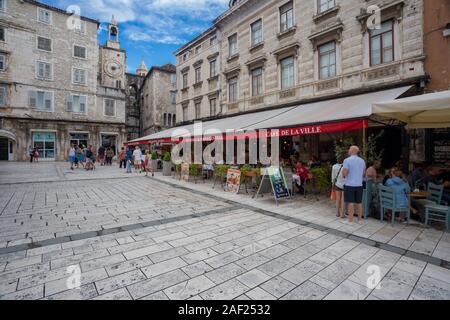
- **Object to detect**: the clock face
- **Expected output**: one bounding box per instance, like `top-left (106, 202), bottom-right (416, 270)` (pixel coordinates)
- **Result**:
top-left (105, 60), bottom-right (122, 78)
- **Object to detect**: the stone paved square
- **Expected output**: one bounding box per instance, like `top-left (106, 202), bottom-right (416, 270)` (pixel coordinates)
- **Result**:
top-left (0, 162), bottom-right (449, 300)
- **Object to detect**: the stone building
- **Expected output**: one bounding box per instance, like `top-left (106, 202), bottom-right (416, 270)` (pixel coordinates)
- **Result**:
top-left (0, 0), bottom-right (127, 161)
top-left (125, 71), bottom-right (145, 142)
top-left (141, 64), bottom-right (177, 136)
top-left (175, 0), bottom-right (427, 126)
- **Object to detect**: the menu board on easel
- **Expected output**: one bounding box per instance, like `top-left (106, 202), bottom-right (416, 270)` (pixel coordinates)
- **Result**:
top-left (226, 169), bottom-right (241, 193)
top-left (432, 128), bottom-right (450, 167)
top-left (253, 166), bottom-right (290, 205)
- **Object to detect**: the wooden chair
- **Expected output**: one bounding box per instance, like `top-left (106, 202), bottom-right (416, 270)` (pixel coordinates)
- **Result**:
top-left (378, 184), bottom-right (410, 225)
top-left (415, 183), bottom-right (444, 208)
top-left (363, 180), bottom-right (375, 219)
top-left (425, 204), bottom-right (450, 231)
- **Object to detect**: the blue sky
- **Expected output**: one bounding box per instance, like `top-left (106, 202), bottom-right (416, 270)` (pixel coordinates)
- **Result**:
top-left (42, 0), bottom-right (229, 74)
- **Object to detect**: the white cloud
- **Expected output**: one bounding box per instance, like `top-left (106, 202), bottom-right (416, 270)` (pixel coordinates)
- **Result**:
top-left (57, 0), bottom-right (229, 45)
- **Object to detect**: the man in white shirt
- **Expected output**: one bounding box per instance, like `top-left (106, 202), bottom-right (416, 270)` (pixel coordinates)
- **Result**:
top-left (133, 146), bottom-right (143, 173)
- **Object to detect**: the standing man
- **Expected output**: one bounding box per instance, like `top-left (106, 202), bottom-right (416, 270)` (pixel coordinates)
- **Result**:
top-left (119, 147), bottom-right (126, 169)
top-left (342, 146), bottom-right (366, 224)
top-left (28, 145), bottom-right (34, 163)
top-left (133, 146), bottom-right (143, 173)
top-left (68, 144), bottom-right (76, 171)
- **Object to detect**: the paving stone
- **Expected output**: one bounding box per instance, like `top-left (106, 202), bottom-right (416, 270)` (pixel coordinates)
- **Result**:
top-left (105, 256), bottom-right (153, 277)
top-left (280, 260), bottom-right (323, 285)
top-left (245, 287), bottom-right (277, 300)
top-left (92, 288), bottom-right (132, 300)
top-left (123, 243), bottom-right (173, 260)
top-left (181, 261), bottom-right (213, 278)
top-left (141, 257), bottom-right (187, 278)
top-left (259, 276), bottom-right (296, 298)
top-left (164, 275), bottom-right (216, 300)
top-left (95, 269), bottom-right (147, 295)
top-left (236, 269), bottom-right (271, 288)
top-left (127, 269), bottom-right (189, 299)
top-left (200, 279), bottom-right (249, 300)
top-left (44, 283), bottom-right (99, 300)
top-left (204, 251), bottom-right (243, 269)
top-left (204, 263), bottom-right (247, 285)
top-left (0, 284), bottom-right (44, 300)
top-left (80, 254), bottom-right (126, 272)
top-left (257, 257), bottom-right (295, 277)
top-left (281, 280), bottom-right (330, 300)
top-left (44, 268), bottom-right (108, 296)
top-left (324, 279), bottom-right (370, 300)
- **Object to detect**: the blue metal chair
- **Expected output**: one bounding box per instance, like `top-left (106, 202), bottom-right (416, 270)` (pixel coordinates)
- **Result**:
top-left (425, 204), bottom-right (450, 231)
top-left (427, 183), bottom-right (444, 204)
top-left (363, 180), bottom-right (375, 219)
top-left (378, 184), bottom-right (410, 225)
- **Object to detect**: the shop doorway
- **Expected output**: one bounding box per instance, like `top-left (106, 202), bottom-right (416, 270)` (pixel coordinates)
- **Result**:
top-left (101, 134), bottom-right (117, 155)
top-left (0, 138), bottom-right (8, 161)
top-left (32, 132), bottom-right (56, 160)
top-left (70, 133), bottom-right (89, 149)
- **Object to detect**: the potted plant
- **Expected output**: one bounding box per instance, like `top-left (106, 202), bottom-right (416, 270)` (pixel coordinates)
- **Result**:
top-left (151, 151), bottom-right (158, 172)
top-left (162, 152), bottom-right (172, 176)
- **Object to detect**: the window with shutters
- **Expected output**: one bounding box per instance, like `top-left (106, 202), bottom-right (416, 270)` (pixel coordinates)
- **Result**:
top-left (73, 45), bottom-right (87, 59)
top-left (0, 54), bottom-right (6, 72)
top-left (195, 102), bottom-right (201, 119)
top-left (0, 85), bottom-right (6, 106)
top-left (38, 8), bottom-right (52, 24)
top-left (0, 28), bottom-right (5, 42)
top-left (182, 72), bottom-right (188, 89)
top-left (209, 59), bottom-right (217, 78)
top-left (67, 94), bottom-right (87, 114)
top-left (251, 19), bottom-right (263, 46)
top-left (281, 56), bottom-right (294, 89)
top-left (228, 77), bottom-right (238, 102)
top-left (319, 41), bottom-right (336, 79)
top-left (251, 68), bottom-right (263, 96)
top-left (318, 0), bottom-right (335, 14)
top-left (370, 20), bottom-right (394, 66)
top-left (72, 68), bottom-right (87, 85)
top-left (163, 113), bottom-right (168, 126)
top-left (195, 66), bottom-right (201, 84)
top-left (36, 61), bottom-right (52, 80)
top-left (209, 98), bottom-right (217, 117)
top-left (280, 1), bottom-right (294, 32)
top-left (182, 105), bottom-right (188, 122)
top-left (170, 91), bottom-right (176, 105)
top-left (104, 99), bottom-right (115, 116)
top-left (228, 34), bottom-right (238, 57)
top-left (0, 0), bottom-right (5, 12)
top-left (37, 36), bottom-right (52, 52)
top-left (28, 90), bottom-right (53, 111)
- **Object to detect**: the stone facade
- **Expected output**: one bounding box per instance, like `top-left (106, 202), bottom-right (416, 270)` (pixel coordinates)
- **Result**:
top-left (0, 0), bottom-right (126, 161)
top-left (125, 73), bottom-right (144, 142)
top-left (175, 0), bottom-right (427, 124)
top-left (141, 64), bottom-right (177, 136)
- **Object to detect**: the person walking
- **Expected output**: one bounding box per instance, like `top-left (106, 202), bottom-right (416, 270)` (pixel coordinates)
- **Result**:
top-left (33, 147), bottom-right (40, 162)
top-left (68, 144), bottom-right (76, 170)
top-left (331, 155), bottom-right (346, 218)
top-left (119, 147), bottom-right (126, 169)
top-left (28, 146), bottom-right (34, 163)
top-left (105, 147), bottom-right (114, 166)
top-left (98, 146), bottom-right (105, 166)
top-left (85, 145), bottom-right (94, 171)
top-left (133, 146), bottom-right (143, 173)
top-left (342, 146), bottom-right (366, 224)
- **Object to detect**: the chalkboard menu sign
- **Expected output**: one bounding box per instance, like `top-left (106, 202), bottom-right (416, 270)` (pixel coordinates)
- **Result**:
top-left (254, 167), bottom-right (291, 205)
top-left (268, 167), bottom-right (290, 199)
top-left (432, 128), bottom-right (450, 167)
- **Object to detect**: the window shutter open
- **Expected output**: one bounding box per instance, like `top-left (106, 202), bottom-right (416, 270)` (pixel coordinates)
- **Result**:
top-left (80, 96), bottom-right (86, 113)
top-left (66, 93), bottom-right (72, 111)
top-left (29, 91), bottom-right (37, 108)
top-left (44, 92), bottom-right (52, 110)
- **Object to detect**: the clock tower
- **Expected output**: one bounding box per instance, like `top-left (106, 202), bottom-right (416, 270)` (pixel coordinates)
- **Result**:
top-left (100, 15), bottom-right (126, 89)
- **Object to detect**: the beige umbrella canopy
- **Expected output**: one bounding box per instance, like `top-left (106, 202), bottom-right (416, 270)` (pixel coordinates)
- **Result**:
top-left (372, 90), bottom-right (450, 129)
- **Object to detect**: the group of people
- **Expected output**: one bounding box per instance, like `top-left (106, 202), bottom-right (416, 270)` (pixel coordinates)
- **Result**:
top-left (67, 144), bottom-right (96, 171)
top-left (28, 146), bottom-right (40, 163)
top-left (331, 147), bottom-right (450, 224)
top-left (118, 146), bottom-right (155, 176)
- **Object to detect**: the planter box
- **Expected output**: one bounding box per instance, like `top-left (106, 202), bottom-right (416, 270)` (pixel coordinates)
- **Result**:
top-left (163, 161), bottom-right (172, 176)
top-left (151, 159), bottom-right (158, 171)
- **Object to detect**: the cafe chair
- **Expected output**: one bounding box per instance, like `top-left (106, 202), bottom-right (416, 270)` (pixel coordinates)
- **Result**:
top-left (363, 180), bottom-right (375, 219)
top-left (416, 183), bottom-right (444, 207)
top-left (378, 184), bottom-right (410, 225)
top-left (424, 204), bottom-right (450, 231)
